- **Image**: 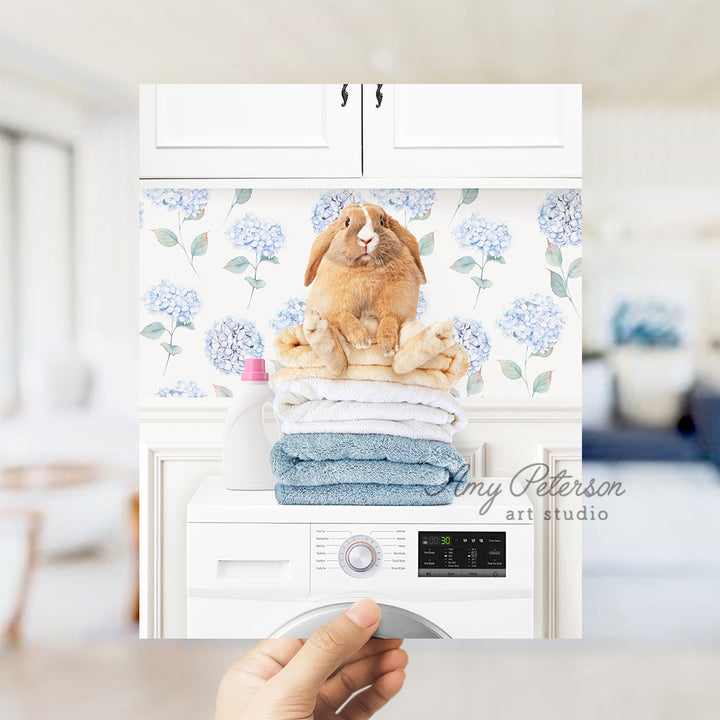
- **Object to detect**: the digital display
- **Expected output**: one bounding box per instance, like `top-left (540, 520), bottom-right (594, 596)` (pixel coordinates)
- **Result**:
top-left (418, 531), bottom-right (506, 577)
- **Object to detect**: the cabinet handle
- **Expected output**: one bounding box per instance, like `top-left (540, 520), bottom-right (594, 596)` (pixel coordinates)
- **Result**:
top-left (341, 84), bottom-right (349, 107)
top-left (375, 84), bottom-right (384, 108)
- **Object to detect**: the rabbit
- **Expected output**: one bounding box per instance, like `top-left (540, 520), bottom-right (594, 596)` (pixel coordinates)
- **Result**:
top-left (303, 203), bottom-right (427, 375)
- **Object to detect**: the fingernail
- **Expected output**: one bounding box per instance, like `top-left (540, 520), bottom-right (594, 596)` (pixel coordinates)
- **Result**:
top-left (345, 599), bottom-right (380, 628)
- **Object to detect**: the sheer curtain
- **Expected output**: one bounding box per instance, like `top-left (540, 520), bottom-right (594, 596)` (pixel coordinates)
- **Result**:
top-left (0, 130), bottom-right (74, 416)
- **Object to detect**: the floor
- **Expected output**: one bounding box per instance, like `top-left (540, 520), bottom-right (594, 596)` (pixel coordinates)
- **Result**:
top-left (2, 640), bottom-right (720, 719)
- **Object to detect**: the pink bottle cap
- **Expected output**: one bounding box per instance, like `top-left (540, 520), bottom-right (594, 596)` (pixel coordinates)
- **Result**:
top-left (241, 358), bottom-right (269, 381)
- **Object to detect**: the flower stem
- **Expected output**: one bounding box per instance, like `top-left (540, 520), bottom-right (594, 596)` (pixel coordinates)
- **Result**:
top-left (174, 212), bottom-right (202, 281)
top-left (163, 319), bottom-right (176, 376)
top-left (449, 199), bottom-right (462, 225)
top-left (522, 346), bottom-right (532, 397)
top-left (563, 263), bottom-right (581, 318)
top-left (247, 250), bottom-right (259, 309)
top-left (473, 255), bottom-right (486, 310)
top-left (222, 200), bottom-right (237, 226)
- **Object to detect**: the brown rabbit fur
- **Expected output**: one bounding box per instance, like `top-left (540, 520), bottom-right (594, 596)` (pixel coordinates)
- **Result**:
top-left (303, 203), bottom-right (426, 375)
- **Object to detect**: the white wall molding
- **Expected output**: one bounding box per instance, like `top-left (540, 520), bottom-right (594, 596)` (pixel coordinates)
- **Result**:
top-left (534, 443), bottom-right (583, 639)
top-left (139, 442), bottom-right (222, 639)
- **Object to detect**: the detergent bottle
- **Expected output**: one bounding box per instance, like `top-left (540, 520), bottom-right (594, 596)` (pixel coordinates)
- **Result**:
top-left (223, 358), bottom-right (277, 490)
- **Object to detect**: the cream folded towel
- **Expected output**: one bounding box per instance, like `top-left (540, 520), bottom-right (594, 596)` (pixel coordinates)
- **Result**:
top-left (271, 323), bottom-right (469, 391)
top-left (273, 378), bottom-right (467, 442)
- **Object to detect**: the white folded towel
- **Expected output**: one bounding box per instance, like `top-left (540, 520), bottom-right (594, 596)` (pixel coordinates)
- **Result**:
top-left (273, 378), bottom-right (467, 443)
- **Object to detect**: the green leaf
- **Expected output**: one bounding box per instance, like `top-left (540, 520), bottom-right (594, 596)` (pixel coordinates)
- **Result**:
top-left (532, 346), bottom-right (554, 358)
top-left (190, 232), bottom-right (208, 257)
top-left (160, 342), bottom-right (182, 355)
top-left (532, 370), bottom-right (553, 395)
top-left (450, 256), bottom-right (476, 274)
top-left (472, 276), bottom-right (493, 289)
top-left (449, 387), bottom-right (461, 398)
top-left (466, 370), bottom-right (484, 396)
top-left (245, 277), bottom-right (267, 289)
top-left (498, 359), bottom-right (523, 380)
top-left (487, 255), bottom-right (506, 264)
top-left (151, 228), bottom-right (178, 247)
top-left (234, 188), bottom-right (253, 205)
top-left (213, 384), bottom-right (234, 398)
top-left (184, 208), bottom-right (205, 222)
top-left (545, 243), bottom-right (563, 268)
top-left (176, 321), bottom-right (195, 330)
top-left (140, 322), bottom-right (166, 340)
top-left (224, 256), bottom-right (250, 273)
top-left (549, 270), bottom-right (568, 298)
top-left (460, 188), bottom-right (479, 205)
top-left (410, 208), bottom-right (431, 222)
top-left (261, 255), bottom-right (280, 264)
top-left (418, 232), bottom-right (435, 256)
top-left (567, 257), bottom-right (582, 279)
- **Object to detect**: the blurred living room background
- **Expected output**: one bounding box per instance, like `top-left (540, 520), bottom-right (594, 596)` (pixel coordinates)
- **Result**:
top-left (1, 1), bottom-right (720, 717)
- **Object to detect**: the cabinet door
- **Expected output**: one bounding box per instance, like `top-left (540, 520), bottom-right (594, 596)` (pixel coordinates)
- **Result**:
top-left (362, 84), bottom-right (581, 179)
top-left (139, 84), bottom-right (361, 179)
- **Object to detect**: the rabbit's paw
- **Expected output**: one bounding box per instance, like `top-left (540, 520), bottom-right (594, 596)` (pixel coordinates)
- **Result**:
top-left (344, 325), bottom-right (372, 350)
top-left (303, 309), bottom-right (329, 336)
top-left (377, 331), bottom-right (400, 357)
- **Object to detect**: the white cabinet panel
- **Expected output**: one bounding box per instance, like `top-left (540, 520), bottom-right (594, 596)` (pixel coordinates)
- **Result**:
top-left (140, 84), bottom-right (361, 179)
top-left (363, 84), bottom-right (581, 179)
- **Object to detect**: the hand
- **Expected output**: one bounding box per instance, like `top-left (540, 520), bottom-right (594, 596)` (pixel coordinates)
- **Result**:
top-left (215, 599), bottom-right (407, 720)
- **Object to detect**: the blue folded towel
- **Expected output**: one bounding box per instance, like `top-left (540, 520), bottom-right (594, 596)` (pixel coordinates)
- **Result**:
top-left (270, 433), bottom-right (469, 505)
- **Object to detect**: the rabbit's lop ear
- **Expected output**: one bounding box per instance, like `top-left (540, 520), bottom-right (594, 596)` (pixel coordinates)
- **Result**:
top-left (388, 216), bottom-right (427, 284)
top-left (304, 219), bottom-right (340, 286)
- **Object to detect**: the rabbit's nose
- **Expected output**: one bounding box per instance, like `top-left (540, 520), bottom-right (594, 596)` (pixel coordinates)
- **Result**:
top-left (360, 238), bottom-right (371, 247)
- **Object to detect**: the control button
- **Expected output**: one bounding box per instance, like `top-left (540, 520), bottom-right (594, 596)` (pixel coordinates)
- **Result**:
top-left (337, 535), bottom-right (382, 578)
top-left (347, 543), bottom-right (375, 572)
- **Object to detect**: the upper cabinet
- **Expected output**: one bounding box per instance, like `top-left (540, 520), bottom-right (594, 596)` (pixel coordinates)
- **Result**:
top-left (139, 84), bottom-right (580, 181)
top-left (362, 84), bottom-right (581, 179)
top-left (139, 84), bottom-right (362, 179)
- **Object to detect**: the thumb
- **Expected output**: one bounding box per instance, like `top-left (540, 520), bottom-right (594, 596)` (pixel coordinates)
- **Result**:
top-left (267, 599), bottom-right (381, 701)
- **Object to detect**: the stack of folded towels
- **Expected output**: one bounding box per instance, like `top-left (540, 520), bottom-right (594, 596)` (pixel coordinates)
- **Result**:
top-left (268, 323), bottom-right (471, 506)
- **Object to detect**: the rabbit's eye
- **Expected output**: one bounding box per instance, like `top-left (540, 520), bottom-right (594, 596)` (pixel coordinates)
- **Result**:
top-left (379, 217), bottom-right (385, 226)
top-left (345, 217), bottom-right (351, 228)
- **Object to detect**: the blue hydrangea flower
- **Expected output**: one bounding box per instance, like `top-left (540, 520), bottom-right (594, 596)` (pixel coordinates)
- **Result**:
top-left (271, 297), bottom-right (306, 334)
top-left (139, 201), bottom-right (145, 230)
top-left (311, 190), bottom-right (360, 233)
top-left (142, 279), bottom-right (200, 324)
top-left (453, 317), bottom-right (491, 374)
top-left (143, 188), bottom-right (209, 218)
top-left (416, 290), bottom-right (428, 318)
top-left (157, 380), bottom-right (207, 398)
top-left (497, 294), bottom-right (566, 353)
top-left (370, 189), bottom-right (437, 218)
top-left (538, 190), bottom-right (582, 246)
top-left (225, 213), bottom-right (286, 258)
top-left (612, 301), bottom-right (683, 347)
top-left (204, 316), bottom-right (264, 375)
top-left (452, 213), bottom-right (512, 258)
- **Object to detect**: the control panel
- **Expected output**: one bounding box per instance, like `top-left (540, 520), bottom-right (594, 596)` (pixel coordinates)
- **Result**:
top-left (310, 524), bottom-right (527, 598)
top-left (418, 531), bottom-right (506, 577)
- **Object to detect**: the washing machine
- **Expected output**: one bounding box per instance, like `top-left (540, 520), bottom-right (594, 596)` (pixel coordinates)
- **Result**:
top-left (187, 476), bottom-right (534, 638)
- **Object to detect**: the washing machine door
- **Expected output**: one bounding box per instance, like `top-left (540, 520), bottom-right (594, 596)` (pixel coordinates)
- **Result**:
top-left (271, 602), bottom-right (450, 639)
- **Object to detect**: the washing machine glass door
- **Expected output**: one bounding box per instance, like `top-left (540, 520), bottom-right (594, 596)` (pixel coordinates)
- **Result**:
top-left (271, 602), bottom-right (450, 639)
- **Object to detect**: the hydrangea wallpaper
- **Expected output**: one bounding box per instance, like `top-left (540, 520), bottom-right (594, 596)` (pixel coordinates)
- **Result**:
top-left (139, 188), bottom-right (582, 402)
